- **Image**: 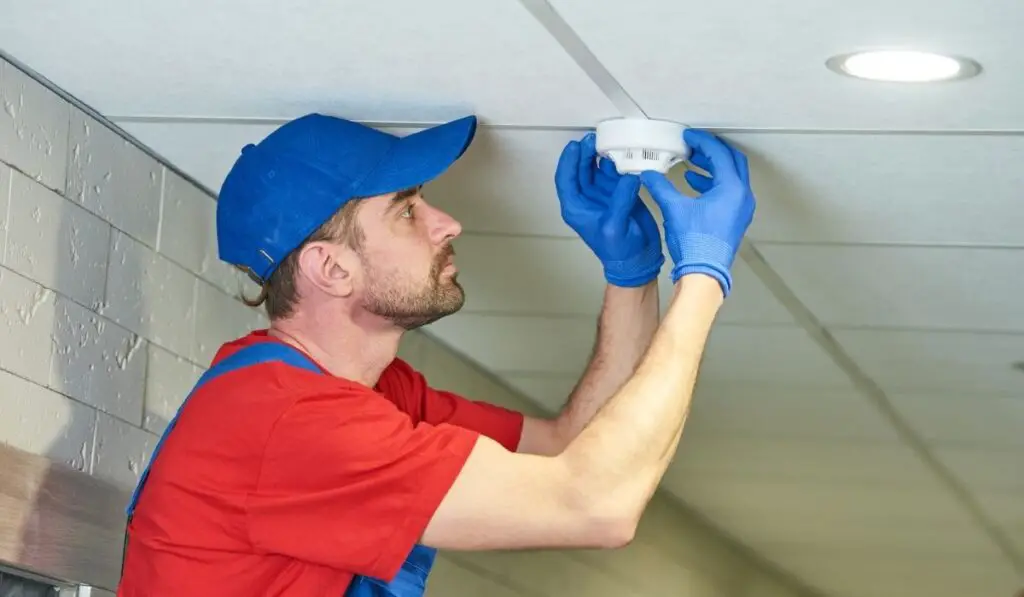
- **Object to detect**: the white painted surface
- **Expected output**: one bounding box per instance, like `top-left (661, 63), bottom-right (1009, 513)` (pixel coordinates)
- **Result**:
top-left (832, 328), bottom-right (1024, 395)
top-left (0, 60), bottom-right (69, 192)
top-left (549, 0), bottom-right (1024, 130)
top-left (50, 297), bottom-right (147, 425)
top-left (0, 267), bottom-right (57, 387)
top-left (92, 412), bottom-right (158, 490)
top-left (759, 244), bottom-right (1024, 332)
top-left (0, 1), bottom-right (619, 127)
top-left (6, 170), bottom-right (111, 308)
top-left (143, 343), bottom-right (203, 435)
top-left (0, 164), bottom-right (11, 272)
top-left (102, 230), bottom-right (198, 359)
top-left (0, 367), bottom-right (95, 472)
top-left (67, 111), bottom-right (164, 249)
top-left (192, 279), bottom-right (267, 364)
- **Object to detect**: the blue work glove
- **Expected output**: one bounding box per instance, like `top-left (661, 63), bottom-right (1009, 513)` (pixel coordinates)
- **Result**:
top-left (555, 132), bottom-right (665, 287)
top-left (640, 129), bottom-right (756, 296)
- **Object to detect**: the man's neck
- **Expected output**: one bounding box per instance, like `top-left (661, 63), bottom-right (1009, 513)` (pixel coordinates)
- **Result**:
top-left (267, 315), bottom-right (402, 388)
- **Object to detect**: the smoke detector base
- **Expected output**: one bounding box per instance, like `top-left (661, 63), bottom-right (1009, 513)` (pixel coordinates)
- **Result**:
top-left (595, 117), bottom-right (690, 175)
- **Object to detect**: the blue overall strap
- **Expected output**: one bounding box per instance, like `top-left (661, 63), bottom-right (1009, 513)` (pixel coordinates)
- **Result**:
top-left (126, 342), bottom-right (320, 518)
top-left (345, 544), bottom-right (437, 597)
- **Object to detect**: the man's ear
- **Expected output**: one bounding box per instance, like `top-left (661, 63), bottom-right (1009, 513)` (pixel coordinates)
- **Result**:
top-left (297, 241), bottom-right (357, 298)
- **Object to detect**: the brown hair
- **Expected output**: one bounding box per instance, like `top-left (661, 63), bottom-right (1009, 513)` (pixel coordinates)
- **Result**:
top-left (241, 200), bottom-right (365, 320)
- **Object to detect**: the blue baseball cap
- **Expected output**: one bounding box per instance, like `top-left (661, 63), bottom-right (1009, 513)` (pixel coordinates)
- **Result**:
top-left (216, 112), bottom-right (477, 284)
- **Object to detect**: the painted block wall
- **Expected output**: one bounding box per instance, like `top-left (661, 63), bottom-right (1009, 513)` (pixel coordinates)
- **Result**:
top-left (0, 57), bottom-right (817, 597)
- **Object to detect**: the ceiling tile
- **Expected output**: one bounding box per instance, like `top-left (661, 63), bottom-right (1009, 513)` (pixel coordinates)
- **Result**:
top-left (699, 324), bottom-right (853, 388)
top-left (452, 234), bottom-right (794, 325)
top-left (975, 490), bottom-right (1024, 527)
top-left (832, 329), bottom-right (1024, 395)
top-left (934, 446), bottom-right (1024, 491)
top-left (499, 374), bottom-right (577, 414)
top-left (764, 550), bottom-right (1021, 597)
top-left (663, 251), bottom-right (796, 325)
top-left (889, 392), bottom-right (1024, 448)
top-left (500, 375), bottom-right (904, 438)
top-left (758, 244), bottom-right (1024, 332)
top-left (686, 383), bottom-right (902, 442)
top-left (668, 477), bottom-right (969, 524)
top-left (732, 133), bottom-right (1024, 246)
top-left (1, 1), bottom-right (617, 126)
top-left (422, 127), bottom-right (586, 237)
top-left (452, 234), bottom-right (604, 316)
top-left (425, 313), bottom-right (594, 375)
top-left (1006, 524), bottom-right (1024, 557)
top-left (551, 0), bottom-right (1024, 130)
top-left (428, 314), bottom-right (853, 389)
top-left (669, 434), bottom-right (935, 486)
top-left (707, 511), bottom-right (1002, 558)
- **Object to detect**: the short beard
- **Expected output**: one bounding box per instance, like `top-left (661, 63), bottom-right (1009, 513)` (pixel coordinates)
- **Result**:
top-left (361, 245), bottom-right (465, 330)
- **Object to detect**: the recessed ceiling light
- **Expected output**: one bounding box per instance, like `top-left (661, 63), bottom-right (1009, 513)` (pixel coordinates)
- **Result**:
top-left (826, 49), bottom-right (982, 83)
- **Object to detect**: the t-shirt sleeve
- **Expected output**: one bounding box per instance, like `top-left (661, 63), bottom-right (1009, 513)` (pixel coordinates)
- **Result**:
top-left (246, 382), bottom-right (479, 581)
top-left (420, 387), bottom-right (524, 453)
top-left (380, 359), bottom-right (524, 452)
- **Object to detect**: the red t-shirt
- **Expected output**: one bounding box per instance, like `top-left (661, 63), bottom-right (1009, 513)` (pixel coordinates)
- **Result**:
top-left (117, 330), bottom-right (524, 597)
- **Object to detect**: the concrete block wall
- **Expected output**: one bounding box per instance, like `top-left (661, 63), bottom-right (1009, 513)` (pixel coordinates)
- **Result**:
top-left (0, 56), bottom-right (817, 597)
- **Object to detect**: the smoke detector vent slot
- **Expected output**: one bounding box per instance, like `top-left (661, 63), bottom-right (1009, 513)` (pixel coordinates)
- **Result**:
top-left (595, 117), bottom-right (691, 174)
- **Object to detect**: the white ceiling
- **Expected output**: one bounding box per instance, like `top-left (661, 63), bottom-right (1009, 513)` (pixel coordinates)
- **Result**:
top-left (2, 1), bottom-right (1022, 596)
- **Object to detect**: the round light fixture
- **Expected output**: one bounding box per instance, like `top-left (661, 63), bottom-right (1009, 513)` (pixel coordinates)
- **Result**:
top-left (826, 49), bottom-right (981, 82)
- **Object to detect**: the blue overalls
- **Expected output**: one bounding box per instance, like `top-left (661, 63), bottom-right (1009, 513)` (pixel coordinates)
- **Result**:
top-left (124, 342), bottom-right (438, 596)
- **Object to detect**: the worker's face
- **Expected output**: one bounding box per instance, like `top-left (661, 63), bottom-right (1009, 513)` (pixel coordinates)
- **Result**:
top-left (354, 186), bottom-right (465, 329)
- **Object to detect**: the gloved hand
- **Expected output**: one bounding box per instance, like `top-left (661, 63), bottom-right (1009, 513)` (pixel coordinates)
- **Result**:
top-left (640, 129), bottom-right (756, 296)
top-left (555, 132), bottom-right (665, 287)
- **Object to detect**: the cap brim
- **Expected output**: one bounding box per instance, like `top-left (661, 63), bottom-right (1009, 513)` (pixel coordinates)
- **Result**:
top-left (355, 115), bottom-right (477, 197)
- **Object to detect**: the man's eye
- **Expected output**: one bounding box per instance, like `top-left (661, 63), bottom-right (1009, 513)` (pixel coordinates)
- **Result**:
top-left (401, 204), bottom-right (414, 218)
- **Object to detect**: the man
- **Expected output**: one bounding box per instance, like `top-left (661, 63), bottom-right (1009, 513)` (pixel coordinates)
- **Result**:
top-left (117, 112), bottom-right (755, 596)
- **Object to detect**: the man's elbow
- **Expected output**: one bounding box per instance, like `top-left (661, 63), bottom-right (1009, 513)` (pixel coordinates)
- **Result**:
top-left (593, 514), bottom-right (638, 549)
top-left (557, 458), bottom-right (644, 549)
top-left (573, 493), bottom-right (641, 549)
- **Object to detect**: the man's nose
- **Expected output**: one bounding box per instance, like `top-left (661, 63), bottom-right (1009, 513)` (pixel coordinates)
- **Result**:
top-left (424, 201), bottom-right (462, 243)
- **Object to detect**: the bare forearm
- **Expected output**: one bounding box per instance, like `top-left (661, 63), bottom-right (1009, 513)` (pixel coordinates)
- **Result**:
top-left (554, 281), bottom-right (660, 447)
top-left (561, 274), bottom-right (724, 522)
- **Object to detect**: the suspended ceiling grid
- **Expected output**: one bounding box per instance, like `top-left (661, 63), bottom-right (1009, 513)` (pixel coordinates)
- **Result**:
top-left (1, 1), bottom-right (1022, 596)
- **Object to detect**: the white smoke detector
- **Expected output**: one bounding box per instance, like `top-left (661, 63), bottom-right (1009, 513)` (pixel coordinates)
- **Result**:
top-left (595, 117), bottom-right (690, 174)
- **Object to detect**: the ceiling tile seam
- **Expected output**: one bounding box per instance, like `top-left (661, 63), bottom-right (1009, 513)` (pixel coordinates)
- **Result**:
top-left (514, 0), bottom-right (647, 118)
top-left (108, 115), bottom-right (1024, 137)
top-left (741, 242), bottom-right (1024, 573)
top-left (508, 0), bottom-right (1024, 569)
